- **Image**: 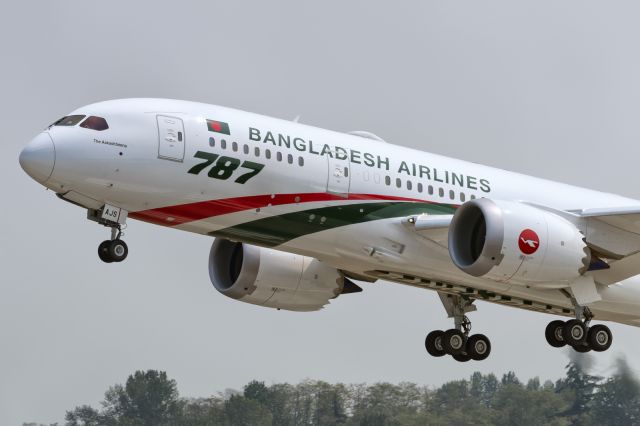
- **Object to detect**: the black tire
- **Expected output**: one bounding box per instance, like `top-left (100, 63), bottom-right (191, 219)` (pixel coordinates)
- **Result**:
top-left (573, 344), bottom-right (591, 353)
top-left (545, 320), bottom-right (567, 348)
top-left (442, 329), bottom-right (466, 355)
top-left (563, 319), bottom-right (588, 346)
top-left (425, 330), bottom-right (446, 357)
top-left (588, 324), bottom-right (612, 352)
top-left (98, 240), bottom-right (113, 263)
top-left (107, 239), bottom-right (128, 262)
top-left (466, 334), bottom-right (491, 361)
top-left (452, 352), bottom-right (471, 362)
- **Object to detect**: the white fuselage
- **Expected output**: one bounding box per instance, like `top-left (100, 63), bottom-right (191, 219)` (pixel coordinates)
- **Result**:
top-left (20, 98), bottom-right (640, 326)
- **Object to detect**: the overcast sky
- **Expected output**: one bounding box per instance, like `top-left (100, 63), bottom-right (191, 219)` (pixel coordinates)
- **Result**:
top-left (4, 1), bottom-right (640, 424)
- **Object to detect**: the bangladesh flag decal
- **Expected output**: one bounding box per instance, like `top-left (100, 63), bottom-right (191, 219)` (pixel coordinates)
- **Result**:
top-left (206, 119), bottom-right (230, 135)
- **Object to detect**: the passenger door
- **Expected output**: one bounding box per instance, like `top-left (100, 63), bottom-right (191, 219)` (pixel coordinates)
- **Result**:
top-left (157, 115), bottom-right (185, 161)
top-left (326, 153), bottom-right (351, 197)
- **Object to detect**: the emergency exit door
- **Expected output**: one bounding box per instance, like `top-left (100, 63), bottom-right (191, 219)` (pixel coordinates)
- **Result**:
top-left (326, 154), bottom-right (351, 197)
top-left (157, 115), bottom-right (185, 161)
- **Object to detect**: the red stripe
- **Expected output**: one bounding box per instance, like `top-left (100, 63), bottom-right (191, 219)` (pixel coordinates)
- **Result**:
top-left (129, 193), bottom-right (429, 226)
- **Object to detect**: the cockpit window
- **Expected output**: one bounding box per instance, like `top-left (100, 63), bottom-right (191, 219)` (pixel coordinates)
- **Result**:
top-left (80, 116), bottom-right (109, 131)
top-left (51, 115), bottom-right (86, 127)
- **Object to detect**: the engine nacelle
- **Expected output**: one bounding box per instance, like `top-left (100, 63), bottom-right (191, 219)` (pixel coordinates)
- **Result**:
top-left (448, 198), bottom-right (590, 285)
top-left (209, 239), bottom-right (349, 311)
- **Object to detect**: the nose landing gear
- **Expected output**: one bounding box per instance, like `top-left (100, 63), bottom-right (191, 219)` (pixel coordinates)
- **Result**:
top-left (98, 238), bottom-right (128, 263)
top-left (87, 206), bottom-right (129, 264)
top-left (98, 226), bottom-right (128, 263)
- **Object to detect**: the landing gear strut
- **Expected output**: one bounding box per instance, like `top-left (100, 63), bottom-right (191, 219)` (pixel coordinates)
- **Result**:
top-left (87, 207), bottom-right (129, 264)
top-left (425, 295), bottom-right (492, 362)
top-left (545, 305), bottom-right (612, 353)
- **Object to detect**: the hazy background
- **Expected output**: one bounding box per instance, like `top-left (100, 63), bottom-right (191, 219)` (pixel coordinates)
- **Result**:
top-left (3, 1), bottom-right (640, 424)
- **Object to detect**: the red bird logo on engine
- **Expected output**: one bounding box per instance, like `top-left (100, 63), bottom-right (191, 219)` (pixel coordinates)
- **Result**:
top-left (518, 229), bottom-right (540, 255)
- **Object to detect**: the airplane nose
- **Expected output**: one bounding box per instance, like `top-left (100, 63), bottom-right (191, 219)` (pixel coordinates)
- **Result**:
top-left (19, 132), bottom-right (55, 184)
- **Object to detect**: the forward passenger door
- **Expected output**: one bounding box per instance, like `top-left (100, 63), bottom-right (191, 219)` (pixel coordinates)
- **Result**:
top-left (157, 115), bottom-right (185, 161)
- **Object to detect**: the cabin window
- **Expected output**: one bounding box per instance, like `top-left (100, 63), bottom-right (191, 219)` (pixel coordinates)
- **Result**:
top-left (428, 185), bottom-right (434, 195)
top-left (265, 149), bottom-right (271, 159)
top-left (209, 137), bottom-right (215, 147)
top-left (396, 178), bottom-right (402, 188)
top-left (221, 139), bottom-right (227, 150)
top-left (449, 190), bottom-right (455, 200)
top-left (243, 144), bottom-right (249, 154)
top-left (470, 194), bottom-right (476, 200)
top-left (254, 147), bottom-right (260, 157)
top-left (406, 181), bottom-right (412, 190)
top-left (460, 192), bottom-right (466, 202)
top-left (287, 154), bottom-right (293, 164)
top-left (277, 152), bottom-right (283, 162)
top-left (418, 183), bottom-right (423, 193)
top-left (298, 156), bottom-right (304, 166)
top-left (232, 142), bottom-right (238, 152)
top-left (80, 116), bottom-right (109, 131)
top-left (439, 188), bottom-right (444, 197)
top-left (385, 176), bottom-right (391, 186)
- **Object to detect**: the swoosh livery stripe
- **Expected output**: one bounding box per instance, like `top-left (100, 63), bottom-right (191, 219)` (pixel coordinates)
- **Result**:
top-left (129, 192), bottom-right (440, 226)
top-left (209, 201), bottom-right (457, 248)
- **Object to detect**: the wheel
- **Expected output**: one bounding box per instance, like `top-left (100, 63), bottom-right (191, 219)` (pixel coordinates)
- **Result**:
top-left (563, 319), bottom-right (588, 346)
top-left (452, 352), bottom-right (471, 362)
top-left (573, 344), bottom-right (591, 353)
top-left (587, 324), bottom-right (612, 352)
top-left (545, 320), bottom-right (567, 348)
top-left (466, 334), bottom-right (491, 361)
top-left (442, 329), bottom-right (466, 355)
top-left (98, 240), bottom-right (113, 263)
top-left (107, 239), bottom-right (128, 262)
top-left (425, 330), bottom-right (446, 357)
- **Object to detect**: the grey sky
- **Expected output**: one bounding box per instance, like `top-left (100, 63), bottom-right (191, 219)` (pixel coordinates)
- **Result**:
top-left (3, 1), bottom-right (640, 424)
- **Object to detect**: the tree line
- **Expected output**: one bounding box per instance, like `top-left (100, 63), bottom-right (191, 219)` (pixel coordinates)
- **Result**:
top-left (24, 356), bottom-right (640, 426)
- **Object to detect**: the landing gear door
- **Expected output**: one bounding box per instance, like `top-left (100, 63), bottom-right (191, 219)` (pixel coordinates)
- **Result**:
top-left (326, 153), bottom-right (350, 197)
top-left (157, 115), bottom-right (185, 162)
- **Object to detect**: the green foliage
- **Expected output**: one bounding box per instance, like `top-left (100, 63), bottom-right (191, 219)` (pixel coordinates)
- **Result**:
top-left (223, 394), bottom-right (272, 426)
top-left (491, 383), bottom-right (568, 426)
top-left (590, 358), bottom-right (640, 426)
top-left (175, 397), bottom-right (225, 426)
top-left (56, 358), bottom-right (640, 426)
top-left (65, 370), bottom-right (182, 426)
top-left (555, 357), bottom-right (602, 424)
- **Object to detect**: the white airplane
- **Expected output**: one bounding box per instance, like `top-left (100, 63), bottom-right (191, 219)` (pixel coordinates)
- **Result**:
top-left (19, 98), bottom-right (640, 362)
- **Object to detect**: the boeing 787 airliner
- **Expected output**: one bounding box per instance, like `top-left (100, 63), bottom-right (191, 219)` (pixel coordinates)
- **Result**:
top-left (19, 98), bottom-right (640, 362)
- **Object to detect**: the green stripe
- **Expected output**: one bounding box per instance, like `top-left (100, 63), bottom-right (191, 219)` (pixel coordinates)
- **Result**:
top-left (209, 201), bottom-right (456, 247)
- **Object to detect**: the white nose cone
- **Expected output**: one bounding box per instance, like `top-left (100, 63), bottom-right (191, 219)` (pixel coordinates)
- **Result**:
top-left (20, 132), bottom-right (55, 184)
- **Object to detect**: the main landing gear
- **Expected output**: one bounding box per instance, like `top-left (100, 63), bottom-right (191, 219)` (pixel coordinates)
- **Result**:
top-left (425, 295), bottom-right (492, 362)
top-left (97, 225), bottom-right (128, 263)
top-left (545, 307), bottom-right (612, 353)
